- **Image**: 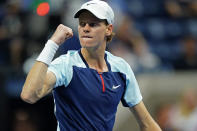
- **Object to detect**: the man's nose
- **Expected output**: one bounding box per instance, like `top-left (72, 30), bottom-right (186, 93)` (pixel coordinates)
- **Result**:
top-left (83, 23), bottom-right (90, 33)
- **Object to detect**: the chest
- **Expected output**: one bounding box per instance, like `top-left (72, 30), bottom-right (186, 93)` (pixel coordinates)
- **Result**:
top-left (65, 66), bottom-right (126, 107)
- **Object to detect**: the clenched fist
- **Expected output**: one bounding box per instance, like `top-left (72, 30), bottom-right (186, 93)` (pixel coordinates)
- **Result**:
top-left (50, 24), bottom-right (73, 45)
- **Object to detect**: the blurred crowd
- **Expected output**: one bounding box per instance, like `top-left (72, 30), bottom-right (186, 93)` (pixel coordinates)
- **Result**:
top-left (156, 88), bottom-right (197, 131)
top-left (0, 0), bottom-right (197, 131)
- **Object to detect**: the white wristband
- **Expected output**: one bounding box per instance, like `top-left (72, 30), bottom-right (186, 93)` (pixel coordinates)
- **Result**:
top-left (36, 40), bottom-right (59, 65)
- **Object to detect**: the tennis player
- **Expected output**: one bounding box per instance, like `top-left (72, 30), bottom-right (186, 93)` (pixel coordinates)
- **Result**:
top-left (21, 0), bottom-right (161, 130)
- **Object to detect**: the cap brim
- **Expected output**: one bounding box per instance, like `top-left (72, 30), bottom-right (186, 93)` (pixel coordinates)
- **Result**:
top-left (74, 9), bottom-right (88, 18)
top-left (74, 8), bottom-right (105, 20)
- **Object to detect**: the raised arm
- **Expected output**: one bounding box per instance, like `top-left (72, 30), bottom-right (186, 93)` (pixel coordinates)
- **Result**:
top-left (130, 101), bottom-right (162, 131)
top-left (21, 24), bottom-right (73, 104)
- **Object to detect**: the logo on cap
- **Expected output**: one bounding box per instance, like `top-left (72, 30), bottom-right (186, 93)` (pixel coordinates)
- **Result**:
top-left (87, 3), bottom-right (96, 6)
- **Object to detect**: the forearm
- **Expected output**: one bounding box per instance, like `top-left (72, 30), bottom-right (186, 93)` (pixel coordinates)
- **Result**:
top-left (139, 120), bottom-right (162, 131)
top-left (130, 101), bottom-right (162, 131)
top-left (21, 61), bottom-right (48, 104)
top-left (21, 24), bottom-right (73, 104)
top-left (137, 109), bottom-right (161, 131)
top-left (21, 39), bottom-right (59, 103)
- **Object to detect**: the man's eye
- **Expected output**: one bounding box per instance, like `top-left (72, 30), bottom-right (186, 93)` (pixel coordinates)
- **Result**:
top-left (89, 23), bottom-right (97, 27)
top-left (80, 22), bottom-right (86, 27)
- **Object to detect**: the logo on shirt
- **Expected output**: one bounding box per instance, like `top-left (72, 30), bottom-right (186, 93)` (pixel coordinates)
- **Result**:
top-left (112, 85), bottom-right (121, 89)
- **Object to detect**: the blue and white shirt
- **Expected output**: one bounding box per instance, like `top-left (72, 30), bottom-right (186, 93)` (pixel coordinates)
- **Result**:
top-left (48, 50), bottom-right (142, 131)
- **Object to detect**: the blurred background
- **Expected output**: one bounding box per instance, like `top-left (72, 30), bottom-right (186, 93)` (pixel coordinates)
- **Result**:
top-left (0, 0), bottom-right (197, 131)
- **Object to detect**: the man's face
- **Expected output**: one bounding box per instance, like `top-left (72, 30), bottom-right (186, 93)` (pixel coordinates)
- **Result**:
top-left (78, 11), bottom-right (108, 49)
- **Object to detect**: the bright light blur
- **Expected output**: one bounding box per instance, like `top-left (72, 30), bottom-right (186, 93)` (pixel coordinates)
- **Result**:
top-left (36, 2), bottom-right (50, 16)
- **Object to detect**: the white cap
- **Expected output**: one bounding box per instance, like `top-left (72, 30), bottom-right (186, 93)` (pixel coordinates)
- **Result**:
top-left (74, 0), bottom-right (114, 24)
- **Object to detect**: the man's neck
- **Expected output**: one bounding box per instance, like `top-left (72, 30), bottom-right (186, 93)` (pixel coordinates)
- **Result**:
top-left (81, 48), bottom-right (108, 72)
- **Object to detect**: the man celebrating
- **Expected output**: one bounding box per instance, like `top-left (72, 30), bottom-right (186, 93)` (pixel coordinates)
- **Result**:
top-left (21, 0), bottom-right (161, 130)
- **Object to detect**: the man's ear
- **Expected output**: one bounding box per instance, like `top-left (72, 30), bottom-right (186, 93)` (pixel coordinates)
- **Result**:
top-left (106, 24), bottom-right (113, 36)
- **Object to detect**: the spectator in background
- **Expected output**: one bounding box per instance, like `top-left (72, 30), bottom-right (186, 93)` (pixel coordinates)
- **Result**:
top-left (0, 1), bottom-right (28, 99)
top-left (12, 109), bottom-right (39, 131)
top-left (156, 103), bottom-right (173, 131)
top-left (164, 0), bottom-right (185, 18)
top-left (0, 25), bottom-right (10, 65)
top-left (187, 1), bottom-right (197, 17)
top-left (108, 14), bottom-right (161, 73)
top-left (173, 36), bottom-right (197, 70)
top-left (2, 0), bottom-right (23, 36)
top-left (9, 37), bottom-right (26, 70)
top-left (164, 0), bottom-right (197, 18)
top-left (0, 0), bottom-right (25, 67)
top-left (107, 0), bottom-right (161, 73)
top-left (156, 88), bottom-right (197, 131)
top-left (168, 88), bottom-right (197, 131)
